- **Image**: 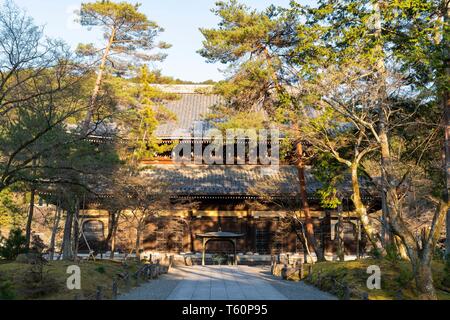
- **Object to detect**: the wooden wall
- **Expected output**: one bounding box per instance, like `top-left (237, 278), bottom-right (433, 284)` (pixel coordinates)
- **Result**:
top-left (141, 215), bottom-right (364, 255)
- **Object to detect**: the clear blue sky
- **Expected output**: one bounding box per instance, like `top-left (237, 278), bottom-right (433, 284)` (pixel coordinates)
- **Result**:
top-left (12, 0), bottom-right (316, 82)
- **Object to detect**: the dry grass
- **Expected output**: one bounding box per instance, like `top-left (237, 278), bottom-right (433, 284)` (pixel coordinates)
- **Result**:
top-left (0, 259), bottom-right (143, 300)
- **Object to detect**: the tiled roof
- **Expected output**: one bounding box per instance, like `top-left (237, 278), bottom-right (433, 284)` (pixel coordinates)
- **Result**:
top-left (151, 84), bottom-right (214, 94)
top-left (142, 165), bottom-right (369, 198)
top-left (155, 94), bottom-right (221, 139)
top-left (144, 164), bottom-right (370, 197)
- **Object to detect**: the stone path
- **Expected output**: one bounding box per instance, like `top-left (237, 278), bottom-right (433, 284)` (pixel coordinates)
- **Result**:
top-left (119, 265), bottom-right (336, 300)
top-left (167, 265), bottom-right (287, 300)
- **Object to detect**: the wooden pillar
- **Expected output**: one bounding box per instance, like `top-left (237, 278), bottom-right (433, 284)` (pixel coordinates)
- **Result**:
top-left (356, 220), bottom-right (361, 259)
top-left (233, 239), bottom-right (237, 265)
top-left (247, 214), bottom-right (255, 253)
top-left (202, 238), bottom-right (206, 266)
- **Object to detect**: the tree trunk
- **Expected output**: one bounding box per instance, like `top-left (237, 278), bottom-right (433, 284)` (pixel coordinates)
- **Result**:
top-left (336, 204), bottom-right (345, 261)
top-left (186, 211), bottom-right (195, 252)
top-left (350, 163), bottom-right (383, 253)
top-left (62, 208), bottom-right (74, 261)
top-left (411, 256), bottom-right (437, 300)
top-left (379, 112), bottom-right (395, 244)
top-left (25, 187), bottom-right (35, 249)
top-left (394, 235), bottom-right (409, 260)
top-left (295, 142), bottom-right (325, 261)
top-left (372, 0), bottom-right (394, 247)
top-left (443, 0), bottom-right (450, 257)
top-left (72, 200), bottom-right (80, 261)
top-left (82, 26), bottom-right (116, 134)
top-left (292, 218), bottom-right (314, 263)
top-left (48, 205), bottom-right (62, 261)
top-left (105, 211), bottom-right (118, 254)
top-left (188, 224), bottom-right (195, 253)
top-left (415, 264), bottom-right (436, 300)
top-left (135, 227), bottom-right (142, 260)
top-left (109, 224), bottom-right (118, 260)
top-left (388, 202), bottom-right (444, 300)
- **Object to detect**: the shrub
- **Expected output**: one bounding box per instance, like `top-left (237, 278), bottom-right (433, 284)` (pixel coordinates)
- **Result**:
top-left (30, 234), bottom-right (46, 255)
top-left (385, 244), bottom-right (400, 262)
top-left (368, 248), bottom-right (382, 259)
top-left (18, 262), bottom-right (58, 299)
top-left (212, 253), bottom-right (228, 265)
top-left (434, 247), bottom-right (445, 261)
top-left (95, 266), bottom-right (106, 274)
top-left (443, 254), bottom-right (450, 289)
top-left (0, 228), bottom-right (27, 260)
top-left (0, 275), bottom-right (15, 300)
top-left (395, 266), bottom-right (413, 287)
top-left (14, 233), bottom-right (57, 298)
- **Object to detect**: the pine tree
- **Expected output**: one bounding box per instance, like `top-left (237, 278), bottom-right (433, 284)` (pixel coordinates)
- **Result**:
top-left (78, 0), bottom-right (171, 132)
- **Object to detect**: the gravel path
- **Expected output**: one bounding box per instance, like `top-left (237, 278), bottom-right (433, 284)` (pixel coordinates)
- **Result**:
top-left (118, 265), bottom-right (336, 300)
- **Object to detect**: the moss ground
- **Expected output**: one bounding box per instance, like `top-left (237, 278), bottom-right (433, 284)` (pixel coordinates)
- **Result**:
top-left (287, 258), bottom-right (450, 300)
top-left (0, 259), bottom-right (143, 300)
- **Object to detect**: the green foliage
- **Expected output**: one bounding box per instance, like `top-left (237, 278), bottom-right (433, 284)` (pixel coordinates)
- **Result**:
top-left (0, 1), bottom-right (121, 195)
top-left (211, 61), bottom-right (276, 113)
top-left (0, 189), bottom-right (23, 229)
top-left (95, 265), bottom-right (106, 274)
top-left (316, 188), bottom-right (342, 209)
top-left (212, 253), bottom-right (228, 265)
top-left (384, 243), bottom-right (401, 262)
top-left (19, 263), bottom-right (58, 299)
top-left (199, 1), bottom-right (292, 119)
top-left (79, 0), bottom-right (170, 69)
top-left (443, 255), bottom-right (450, 288)
top-left (0, 260), bottom-right (145, 299)
top-left (215, 111), bottom-right (267, 132)
top-left (434, 247), bottom-right (446, 261)
top-left (0, 229), bottom-right (27, 260)
top-left (123, 66), bottom-right (179, 162)
top-left (287, 259), bottom-right (450, 299)
top-left (395, 265), bottom-right (414, 288)
top-left (312, 153), bottom-right (346, 209)
top-left (199, 0), bottom-right (277, 64)
top-left (278, 137), bottom-right (294, 163)
top-left (200, 0), bottom-right (448, 253)
top-left (14, 233), bottom-right (57, 298)
top-left (133, 69), bottom-right (211, 85)
top-left (29, 234), bottom-right (46, 255)
top-left (0, 277), bottom-right (15, 300)
top-left (369, 248), bottom-right (383, 260)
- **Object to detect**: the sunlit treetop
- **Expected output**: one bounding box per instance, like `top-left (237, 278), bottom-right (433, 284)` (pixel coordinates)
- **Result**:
top-left (78, 0), bottom-right (171, 63)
